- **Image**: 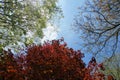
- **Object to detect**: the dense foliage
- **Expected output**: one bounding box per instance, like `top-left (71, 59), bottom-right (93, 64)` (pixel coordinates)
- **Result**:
top-left (0, 0), bottom-right (61, 50)
top-left (0, 39), bottom-right (115, 80)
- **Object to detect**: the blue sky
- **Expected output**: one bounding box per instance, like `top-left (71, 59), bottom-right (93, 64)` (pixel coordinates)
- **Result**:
top-left (41, 0), bottom-right (92, 64)
top-left (56, 0), bottom-right (92, 63)
top-left (34, 0), bottom-right (119, 64)
top-left (57, 0), bottom-right (85, 50)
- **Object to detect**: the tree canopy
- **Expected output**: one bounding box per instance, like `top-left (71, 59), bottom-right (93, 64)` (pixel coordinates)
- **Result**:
top-left (73, 0), bottom-right (120, 59)
top-left (0, 39), bottom-right (114, 80)
top-left (0, 0), bottom-right (61, 51)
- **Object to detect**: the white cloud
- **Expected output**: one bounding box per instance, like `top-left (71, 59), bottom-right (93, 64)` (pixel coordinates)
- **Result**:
top-left (41, 23), bottom-right (59, 43)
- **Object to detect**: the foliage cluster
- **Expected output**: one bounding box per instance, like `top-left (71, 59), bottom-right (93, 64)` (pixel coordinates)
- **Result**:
top-left (0, 39), bottom-right (115, 80)
top-left (0, 0), bottom-right (61, 50)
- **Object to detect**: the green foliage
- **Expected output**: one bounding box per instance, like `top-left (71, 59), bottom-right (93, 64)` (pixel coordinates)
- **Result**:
top-left (103, 54), bottom-right (120, 80)
top-left (0, 0), bottom-right (61, 49)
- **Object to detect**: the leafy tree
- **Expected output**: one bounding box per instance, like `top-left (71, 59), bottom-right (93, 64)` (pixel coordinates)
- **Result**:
top-left (0, 39), bottom-right (85, 80)
top-left (0, 49), bottom-right (24, 80)
top-left (0, 39), bottom-right (115, 80)
top-left (103, 53), bottom-right (120, 80)
top-left (0, 0), bottom-right (61, 50)
top-left (24, 39), bottom-right (85, 80)
top-left (73, 0), bottom-right (120, 59)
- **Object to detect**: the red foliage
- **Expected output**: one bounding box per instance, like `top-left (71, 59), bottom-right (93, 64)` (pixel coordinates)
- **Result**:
top-left (0, 50), bottom-right (24, 80)
top-left (107, 75), bottom-right (115, 80)
top-left (84, 57), bottom-right (115, 80)
top-left (0, 39), bottom-right (115, 80)
top-left (25, 39), bottom-right (85, 80)
top-left (84, 57), bottom-right (105, 80)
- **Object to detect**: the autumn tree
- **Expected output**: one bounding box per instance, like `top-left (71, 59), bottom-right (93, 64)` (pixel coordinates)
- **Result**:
top-left (0, 0), bottom-right (61, 51)
top-left (0, 39), bottom-right (115, 80)
top-left (73, 0), bottom-right (120, 59)
top-left (0, 50), bottom-right (24, 80)
top-left (24, 39), bottom-right (86, 80)
top-left (0, 39), bottom-right (85, 80)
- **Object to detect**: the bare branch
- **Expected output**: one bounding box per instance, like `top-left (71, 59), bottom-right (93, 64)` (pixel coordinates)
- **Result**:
top-left (73, 0), bottom-right (120, 60)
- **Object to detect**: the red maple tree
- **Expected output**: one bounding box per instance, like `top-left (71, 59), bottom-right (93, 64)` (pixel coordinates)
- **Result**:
top-left (0, 39), bottom-right (115, 80)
